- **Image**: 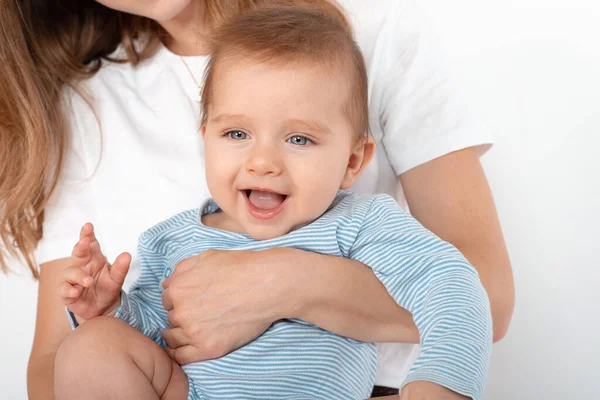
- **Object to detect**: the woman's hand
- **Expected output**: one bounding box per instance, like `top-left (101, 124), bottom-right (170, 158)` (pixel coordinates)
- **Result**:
top-left (160, 248), bottom-right (298, 364)
top-left (160, 247), bottom-right (419, 365)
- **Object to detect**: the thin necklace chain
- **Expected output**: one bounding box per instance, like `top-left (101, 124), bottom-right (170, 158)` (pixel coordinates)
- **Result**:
top-left (179, 56), bottom-right (203, 91)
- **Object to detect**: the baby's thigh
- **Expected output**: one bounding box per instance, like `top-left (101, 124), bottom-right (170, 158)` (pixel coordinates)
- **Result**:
top-left (55, 317), bottom-right (188, 400)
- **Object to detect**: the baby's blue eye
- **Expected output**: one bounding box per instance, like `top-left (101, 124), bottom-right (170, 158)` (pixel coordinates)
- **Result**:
top-left (228, 131), bottom-right (248, 140)
top-left (288, 135), bottom-right (311, 146)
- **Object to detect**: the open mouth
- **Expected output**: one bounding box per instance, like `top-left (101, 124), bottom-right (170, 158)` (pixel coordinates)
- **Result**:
top-left (242, 189), bottom-right (289, 220)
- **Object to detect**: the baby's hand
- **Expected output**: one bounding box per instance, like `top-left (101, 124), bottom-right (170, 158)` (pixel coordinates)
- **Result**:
top-left (59, 223), bottom-right (131, 324)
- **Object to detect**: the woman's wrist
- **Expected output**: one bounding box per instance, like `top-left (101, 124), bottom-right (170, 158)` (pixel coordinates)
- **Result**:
top-left (256, 247), bottom-right (420, 343)
top-left (256, 247), bottom-right (317, 321)
top-left (258, 247), bottom-right (353, 326)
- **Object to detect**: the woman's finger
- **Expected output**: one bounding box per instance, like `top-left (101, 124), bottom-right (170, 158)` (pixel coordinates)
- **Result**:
top-left (170, 256), bottom-right (197, 280)
top-left (167, 345), bottom-right (205, 365)
top-left (166, 307), bottom-right (186, 327)
top-left (162, 327), bottom-right (191, 349)
top-left (164, 252), bottom-right (210, 288)
top-left (165, 346), bottom-right (176, 360)
top-left (62, 265), bottom-right (93, 287)
top-left (161, 288), bottom-right (174, 311)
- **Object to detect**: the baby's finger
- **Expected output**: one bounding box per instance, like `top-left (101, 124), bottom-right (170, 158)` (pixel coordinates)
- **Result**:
top-left (109, 252), bottom-right (131, 285)
top-left (79, 222), bottom-right (94, 238)
top-left (88, 232), bottom-right (103, 258)
top-left (63, 265), bottom-right (93, 287)
top-left (87, 240), bottom-right (107, 275)
top-left (58, 281), bottom-right (82, 303)
top-left (82, 222), bottom-right (102, 258)
top-left (71, 237), bottom-right (91, 263)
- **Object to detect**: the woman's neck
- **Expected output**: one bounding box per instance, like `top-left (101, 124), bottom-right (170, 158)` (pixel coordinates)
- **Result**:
top-left (159, 0), bottom-right (211, 56)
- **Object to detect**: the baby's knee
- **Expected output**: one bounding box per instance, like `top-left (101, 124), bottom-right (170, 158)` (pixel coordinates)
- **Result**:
top-left (55, 317), bottom-right (122, 396)
top-left (59, 317), bottom-right (124, 354)
top-left (55, 317), bottom-right (127, 378)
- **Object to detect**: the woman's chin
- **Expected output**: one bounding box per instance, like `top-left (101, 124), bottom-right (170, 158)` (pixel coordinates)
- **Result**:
top-left (94, 0), bottom-right (193, 22)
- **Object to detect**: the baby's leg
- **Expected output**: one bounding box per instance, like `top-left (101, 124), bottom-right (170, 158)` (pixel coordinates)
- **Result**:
top-left (55, 316), bottom-right (189, 400)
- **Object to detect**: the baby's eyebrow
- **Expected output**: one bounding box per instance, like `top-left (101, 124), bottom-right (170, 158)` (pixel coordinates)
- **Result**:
top-left (209, 113), bottom-right (250, 124)
top-left (209, 115), bottom-right (331, 135)
top-left (286, 119), bottom-right (331, 135)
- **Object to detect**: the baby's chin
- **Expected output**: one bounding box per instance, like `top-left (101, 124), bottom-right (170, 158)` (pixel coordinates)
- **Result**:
top-left (244, 220), bottom-right (312, 241)
top-left (245, 225), bottom-right (294, 241)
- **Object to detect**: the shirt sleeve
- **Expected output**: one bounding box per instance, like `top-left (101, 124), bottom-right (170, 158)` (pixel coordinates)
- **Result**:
top-left (114, 231), bottom-right (170, 347)
top-left (375, 0), bottom-right (493, 175)
top-left (347, 195), bottom-right (493, 399)
top-left (35, 89), bottom-right (101, 264)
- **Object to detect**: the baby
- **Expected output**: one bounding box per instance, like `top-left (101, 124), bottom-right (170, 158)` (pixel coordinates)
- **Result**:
top-left (58, 6), bottom-right (492, 400)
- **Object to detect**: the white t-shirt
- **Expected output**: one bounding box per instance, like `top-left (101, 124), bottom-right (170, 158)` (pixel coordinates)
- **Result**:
top-left (37, 0), bottom-right (492, 389)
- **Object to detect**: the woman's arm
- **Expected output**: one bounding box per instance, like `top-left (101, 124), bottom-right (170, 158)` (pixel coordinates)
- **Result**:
top-left (399, 147), bottom-right (514, 341)
top-left (281, 249), bottom-right (420, 344)
top-left (27, 258), bottom-right (73, 400)
top-left (163, 149), bottom-right (514, 359)
top-left (161, 248), bottom-right (420, 365)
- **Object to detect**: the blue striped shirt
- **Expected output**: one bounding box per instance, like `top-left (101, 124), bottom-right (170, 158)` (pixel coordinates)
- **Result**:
top-left (116, 192), bottom-right (492, 399)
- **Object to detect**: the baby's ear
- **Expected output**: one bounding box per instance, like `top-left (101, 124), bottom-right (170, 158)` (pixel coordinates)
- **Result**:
top-left (201, 123), bottom-right (207, 138)
top-left (340, 135), bottom-right (375, 189)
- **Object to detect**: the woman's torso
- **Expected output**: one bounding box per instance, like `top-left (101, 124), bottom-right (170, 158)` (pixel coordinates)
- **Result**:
top-left (64, 0), bottom-right (405, 285)
top-left (41, 0), bottom-right (488, 387)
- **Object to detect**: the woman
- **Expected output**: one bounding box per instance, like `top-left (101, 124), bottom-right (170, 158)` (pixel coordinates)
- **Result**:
top-left (0, 0), bottom-right (514, 399)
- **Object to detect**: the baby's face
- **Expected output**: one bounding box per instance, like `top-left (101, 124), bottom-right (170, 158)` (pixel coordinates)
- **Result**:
top-left (202, 59), bottom-right (369, 240)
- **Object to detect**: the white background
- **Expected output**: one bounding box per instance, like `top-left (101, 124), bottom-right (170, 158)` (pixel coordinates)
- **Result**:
top-left (1, 0), bottom-right (599, 398)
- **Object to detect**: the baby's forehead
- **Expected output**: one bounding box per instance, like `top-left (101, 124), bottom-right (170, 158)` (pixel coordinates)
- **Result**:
top-left (212, 60), bottom-right (352, 114)
top-left (210, 53), bottom-right (355, 96)
top-left (215, 50), bottom-right (352, 76)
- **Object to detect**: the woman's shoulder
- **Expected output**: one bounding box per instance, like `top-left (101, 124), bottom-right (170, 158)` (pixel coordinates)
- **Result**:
top-left (67, 43), bottom-right (178, 102)
top-left (339, 0), bottom-right (420, 51)
top-left (60, 41), bottom-right (197, 139)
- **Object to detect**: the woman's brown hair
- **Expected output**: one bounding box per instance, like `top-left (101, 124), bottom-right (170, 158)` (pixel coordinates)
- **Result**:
top-left (0, 0), bottom-right (347, 278)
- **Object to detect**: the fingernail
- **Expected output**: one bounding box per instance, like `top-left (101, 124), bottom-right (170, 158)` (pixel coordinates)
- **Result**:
top-left (83, 277), bottom-right (93, 286)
